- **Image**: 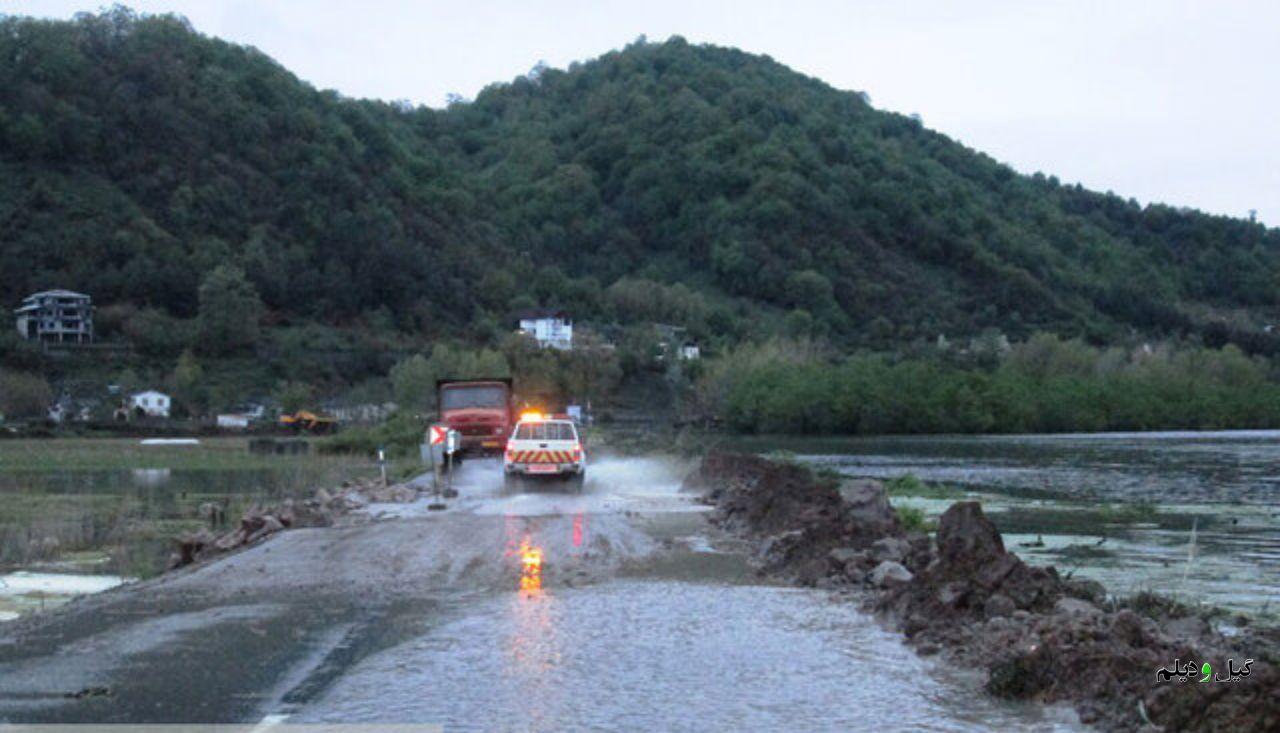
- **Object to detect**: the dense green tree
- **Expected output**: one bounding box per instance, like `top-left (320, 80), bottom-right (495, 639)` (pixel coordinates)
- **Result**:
top-left (0, 369), bottom-right (52, 418)
top-left (169, 348), bottom-right (205, 414)
top-left (196, 266), bottom-right (263, 356)
top-left (701, 335), bottom-right (1280, 435)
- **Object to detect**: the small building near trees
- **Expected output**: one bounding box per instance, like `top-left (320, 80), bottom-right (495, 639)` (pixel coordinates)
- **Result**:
top-left (516, 308), bottom-right (573, 350)
top-left (130, 390), bottom-right (171, 418)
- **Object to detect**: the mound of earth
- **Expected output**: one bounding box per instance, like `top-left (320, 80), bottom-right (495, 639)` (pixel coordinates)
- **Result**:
top-left (688, 451), bottom-right (1280, 733)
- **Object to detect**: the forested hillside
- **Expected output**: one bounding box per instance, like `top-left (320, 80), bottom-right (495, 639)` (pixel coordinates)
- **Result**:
top-left (2, 8), bottom-right (1278, 365)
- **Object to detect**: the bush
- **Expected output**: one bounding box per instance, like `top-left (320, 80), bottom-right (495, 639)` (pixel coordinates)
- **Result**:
top-left (896, 505), bottom-right (933, 533)
top-left (695, 334), bottom-right (1280, 435)
top-left (0, 369), bottom-right (53, 418)
top-left (318, 411), bottom-right (425, 458)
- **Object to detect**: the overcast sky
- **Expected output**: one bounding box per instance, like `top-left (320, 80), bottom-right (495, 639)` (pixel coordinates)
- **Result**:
top-left (7, 0), bottom-right (1278, 225)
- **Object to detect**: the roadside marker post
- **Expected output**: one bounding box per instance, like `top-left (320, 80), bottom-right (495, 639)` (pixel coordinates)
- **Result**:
top-left (427, 424), bottom-right (450, 511)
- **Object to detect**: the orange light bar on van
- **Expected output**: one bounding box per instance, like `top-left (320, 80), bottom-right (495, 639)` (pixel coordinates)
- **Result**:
top-left (519, 411), bottom-right (544, 422)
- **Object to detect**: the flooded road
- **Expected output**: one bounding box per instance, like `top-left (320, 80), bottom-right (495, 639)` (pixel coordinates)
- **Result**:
top-left (0, 456), bottom-right (1083, 730)
top-left (294, 582), bottom-right (1076, 732)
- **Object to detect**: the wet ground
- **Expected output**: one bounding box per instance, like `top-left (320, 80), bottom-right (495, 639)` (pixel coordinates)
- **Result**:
top-left (0, 456), bottom-right (1083, 730)
top-left (795, 430), bottom-right (1280, 618)
top-left (0, 437), bottom-right (377, 584)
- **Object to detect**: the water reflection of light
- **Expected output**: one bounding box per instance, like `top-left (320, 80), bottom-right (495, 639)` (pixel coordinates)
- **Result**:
top-left (506, 551), bottom-right (562, 730)
top-left (131, 468), bottom-right (171, 487)
top-left (519, 540), bottom-right (543, 594)
top-left (572, 513), bottom-right (584, 548)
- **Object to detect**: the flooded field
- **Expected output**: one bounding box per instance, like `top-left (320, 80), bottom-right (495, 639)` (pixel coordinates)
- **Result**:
top-left (0, 438), bottom-right (376, 617)
top-left (761, 429), bottom-right (1280, 504)
top-left (779, 431), bottom-right (1280, 618)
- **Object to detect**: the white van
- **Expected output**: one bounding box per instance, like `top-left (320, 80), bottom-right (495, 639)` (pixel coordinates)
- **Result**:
top-left (503, 415), bottom-right (586, 491)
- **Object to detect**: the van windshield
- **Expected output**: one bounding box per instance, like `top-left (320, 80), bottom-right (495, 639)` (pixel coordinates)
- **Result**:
top-left (440, 385), bottom-right (506, 410)
top-left (514, 421), bottom-right (577, 441)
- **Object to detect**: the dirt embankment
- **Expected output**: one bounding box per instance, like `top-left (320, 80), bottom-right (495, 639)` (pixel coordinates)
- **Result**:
top-left (168, 479), bottom-right (418, 570)
top-left (685, 452), bottom-right (1280, 733)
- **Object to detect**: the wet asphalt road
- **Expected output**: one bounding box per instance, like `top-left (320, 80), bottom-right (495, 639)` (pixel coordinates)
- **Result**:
top-left (0, 457), bottom-right (1085, 731)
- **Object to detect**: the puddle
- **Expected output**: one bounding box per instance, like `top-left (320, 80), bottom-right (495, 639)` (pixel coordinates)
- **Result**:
top-left (0, 571), bottom-right (129, 621)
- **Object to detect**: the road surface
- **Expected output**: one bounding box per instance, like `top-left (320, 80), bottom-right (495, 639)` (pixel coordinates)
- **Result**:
top-left (0, 456), bottom-right (1084, 731)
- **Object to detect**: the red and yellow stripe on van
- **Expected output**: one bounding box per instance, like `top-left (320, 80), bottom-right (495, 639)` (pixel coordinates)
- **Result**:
top-left (508, 449), bottom-right (577, 463)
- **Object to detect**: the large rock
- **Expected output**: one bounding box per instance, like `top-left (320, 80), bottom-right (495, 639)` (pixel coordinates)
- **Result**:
top-left (841, 478), bottom-right (899, 534)
top-left (936, 501), bottom-right (1005, 569)
top-left (871, 561), bottom-right (913, 588)
top-left (871, 536), bottom-right (911, 564)
top-left (1053, 597), bottom-right (1101, 617)
top-left (881, 501), bottom-right (1061, 621)
top-left (246, 514), bottom-right (286, 543)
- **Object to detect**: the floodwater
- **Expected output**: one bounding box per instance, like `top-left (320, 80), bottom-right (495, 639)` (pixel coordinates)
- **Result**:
top-left (294, 581), bottom-right (1077, 732)
top-left (14, 430), bottom-right (1280, 726)
top-left (788, 430), bottom-right (1280, 617)
top-left (0, 455), bottom-right (1084, 730)
top-left (285, 458), bottom-right (1079, 732)
top-left (783, 429), bottom-right (1280, 504)
top-left (0, 437), bottom-right (375, 609)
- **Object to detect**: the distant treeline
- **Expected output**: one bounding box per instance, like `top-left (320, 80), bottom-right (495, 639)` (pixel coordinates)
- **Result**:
top-left (699, 334), bottom-right (1280, 434)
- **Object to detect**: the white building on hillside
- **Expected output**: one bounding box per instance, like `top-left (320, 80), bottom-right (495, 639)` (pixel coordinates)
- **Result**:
top-left (131, 390), bottom-right (171, 418)
top-left (14, 290), bottom-right (94, 343)
top-left (516, 308), bottom-right (573, 350)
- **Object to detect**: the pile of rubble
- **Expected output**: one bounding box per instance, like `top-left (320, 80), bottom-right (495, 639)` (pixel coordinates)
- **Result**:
top-left (168, 478), bottom-right (419, 570)
top-left (685, 451), bottom-right (1279, 733)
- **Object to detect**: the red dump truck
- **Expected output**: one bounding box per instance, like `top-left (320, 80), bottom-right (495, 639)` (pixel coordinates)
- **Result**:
top-left (436, 378), bottom-right (515, 456)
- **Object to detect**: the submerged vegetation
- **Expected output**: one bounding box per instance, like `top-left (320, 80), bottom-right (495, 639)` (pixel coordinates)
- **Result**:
top-left (0, 438), bottom-right (374, 577)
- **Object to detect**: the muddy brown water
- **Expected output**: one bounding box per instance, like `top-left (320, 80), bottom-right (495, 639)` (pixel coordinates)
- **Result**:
top-left (0, 457), bottom-right (1085, 730)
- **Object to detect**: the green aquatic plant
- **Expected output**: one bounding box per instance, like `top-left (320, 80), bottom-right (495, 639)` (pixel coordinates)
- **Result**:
top-left (884, 474), bottom-right (958, 499)
top-left (896, 505), bottom-right (934, 534)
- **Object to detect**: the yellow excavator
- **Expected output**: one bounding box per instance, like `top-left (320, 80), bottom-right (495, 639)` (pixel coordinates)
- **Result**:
top-left (278, 410), bottom-right (337, 434)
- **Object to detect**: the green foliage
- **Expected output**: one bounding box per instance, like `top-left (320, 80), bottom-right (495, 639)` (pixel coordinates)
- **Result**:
top-left (0, 369), bottom-right (52, 418)
top-left (0, 331), bottom-right (43, 371)
top-left (895, 505), bottom-right (933, 533)
top-left (122, 308), bottom-right (194, 358)
top-left (0, 10), bottom-right (1277, 365)
top-left (169, 349), bottom-right (205, 415)
top-left (319, 411), bottom-right (425, 457)
top-left (885, 474), bottom-right (956, 499)
top-left (197, 265), bottom-right (263, 356)
top-left (703, 334), bottom-right (1280, 434)
top-left (390, 344), bottom-right (510, 412)
top-left (276, 381), bottom-right (313, 413)
top-left (389, 355), bottom-right (434, 412)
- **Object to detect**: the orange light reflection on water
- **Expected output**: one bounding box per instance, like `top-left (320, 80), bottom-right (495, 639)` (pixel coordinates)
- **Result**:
top-left (519, 540), bottom-right (543, 594)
